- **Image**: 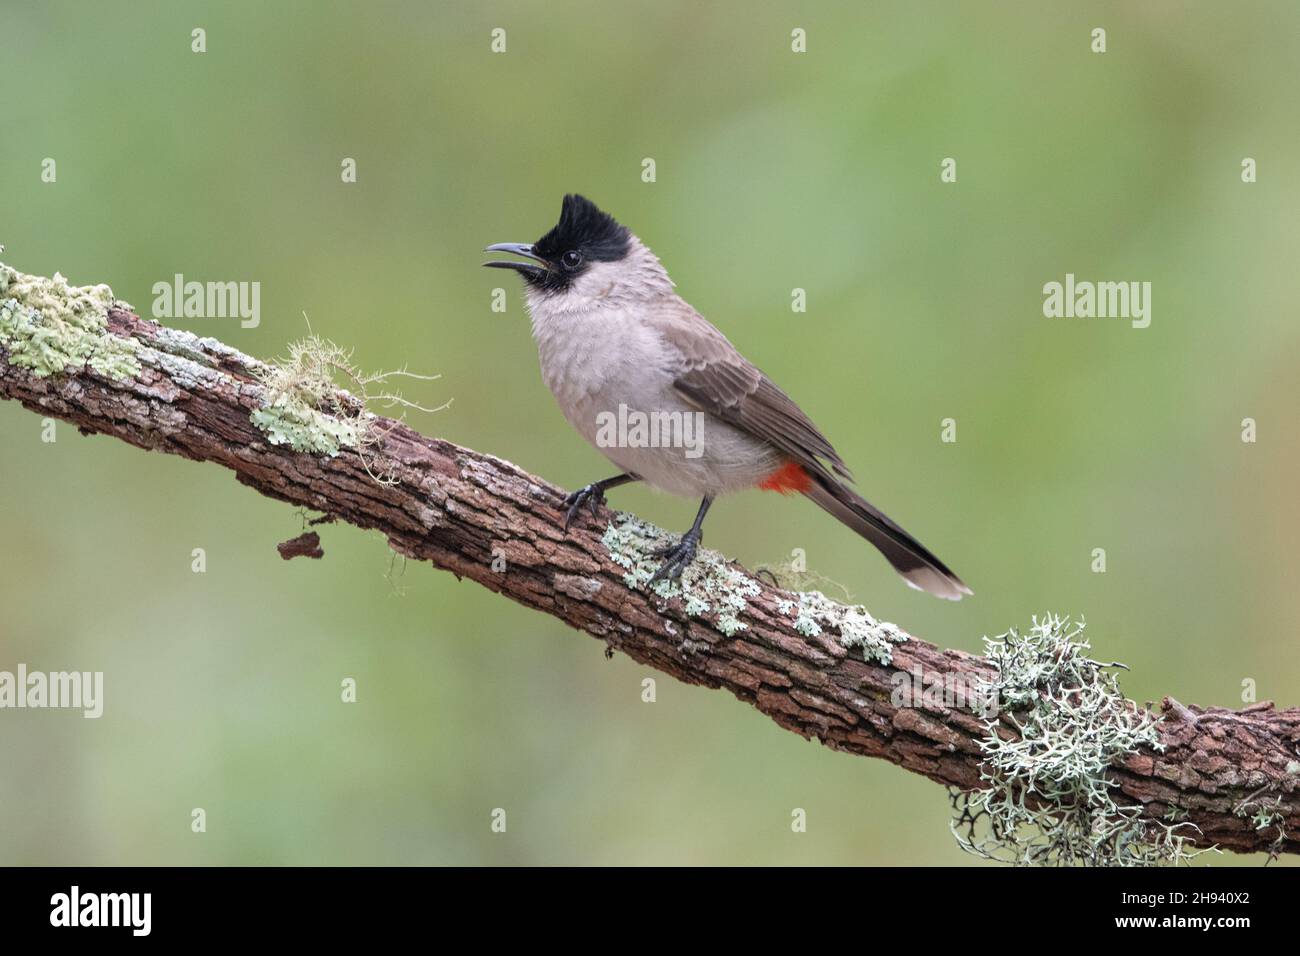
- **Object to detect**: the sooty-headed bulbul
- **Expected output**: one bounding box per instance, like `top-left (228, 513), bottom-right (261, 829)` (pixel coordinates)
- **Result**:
top-left (484, 194), bottom-right (971, 599)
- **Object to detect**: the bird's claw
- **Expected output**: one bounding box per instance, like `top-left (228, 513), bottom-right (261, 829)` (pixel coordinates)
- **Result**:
top-left (562, 483), bottom-right (606, 532)
top-left (647, 533), bottom-right (700, 586)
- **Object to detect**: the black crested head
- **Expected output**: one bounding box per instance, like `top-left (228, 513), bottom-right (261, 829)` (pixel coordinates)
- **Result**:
top-left (535, 194), bottom-right (630, 265)
top-left (520, 194), bottom-right (629, 292)
top-left (482, 195), bottom-right (632, 293)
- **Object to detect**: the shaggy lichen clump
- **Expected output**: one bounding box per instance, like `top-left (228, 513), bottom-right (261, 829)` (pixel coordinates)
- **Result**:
top-left (0, 260), bottom-right (141, 379)
top-left (251, 332), bottom-right (442, 476)
top-left (602, 514), bottom-right (906, 661)
top-left (252, 336), bottom-right (367, 457)
top-left (951, 614), bottom-right (1213, 866)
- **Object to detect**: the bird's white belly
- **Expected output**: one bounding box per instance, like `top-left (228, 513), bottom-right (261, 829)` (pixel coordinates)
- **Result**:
top-left (532, 307), bottom-right (779, 498)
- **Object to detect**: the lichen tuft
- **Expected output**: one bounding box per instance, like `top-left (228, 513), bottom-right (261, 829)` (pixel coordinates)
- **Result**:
top-left (951, 614), bottom-right (1216, 866)
top-left (0, 261), bottom-right (140, 379)
top-left (251, 332), bottom-right (443, 475)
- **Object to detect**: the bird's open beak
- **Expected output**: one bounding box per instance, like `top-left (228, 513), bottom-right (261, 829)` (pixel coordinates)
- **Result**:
top-left (483, 242), bottom-right (548, 280)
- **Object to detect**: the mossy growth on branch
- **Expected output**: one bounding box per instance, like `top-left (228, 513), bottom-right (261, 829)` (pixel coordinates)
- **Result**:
top-left (0, 260), bottom-right (141, 380)
top-left (602, 514), bottom-right (906, 661)
top-left (602, 513), bottom-right (759, 636)
top-left (951, 614), bottom-right (1216, 866)
top-left (251, 331), bottom-right (444, 480)
top-left (776, 591), bottom-right (907, 665)
top-left (754, 556), bottom-right (904, 664)
top-left (251, 336), bottom-right (364, 458)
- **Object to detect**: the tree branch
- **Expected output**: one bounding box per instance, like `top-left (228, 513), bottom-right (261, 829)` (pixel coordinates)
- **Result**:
top-left (2, 272), bottom-right (1296, 858)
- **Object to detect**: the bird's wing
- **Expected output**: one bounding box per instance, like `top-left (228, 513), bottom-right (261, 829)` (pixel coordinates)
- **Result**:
top-left (647, 301), bottom-right (853, 482)
top-left (647, 300), bottom-right (971, 600)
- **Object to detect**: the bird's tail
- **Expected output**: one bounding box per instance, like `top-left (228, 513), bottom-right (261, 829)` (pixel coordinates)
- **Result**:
top-left (802, 475), bottom-right (972, 600)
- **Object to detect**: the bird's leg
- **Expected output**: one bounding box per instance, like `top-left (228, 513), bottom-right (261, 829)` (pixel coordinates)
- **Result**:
top-left (562, 473), bottom-right (639, 531)
top-left (648, 496), bottom-right (713, 585)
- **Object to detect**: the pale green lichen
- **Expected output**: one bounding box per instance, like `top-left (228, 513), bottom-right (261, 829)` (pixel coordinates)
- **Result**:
top-left (1249, 801), bottom-right (1285, 833)
top-left (0, 260), bottom-right (140, 379)
top-left (250, 401), bottom-right (361, 456)
top-left (780, 590), bottom-right (906, 665)
top-left (252, 335), bottom-right (369, 458)
top-left (951, 614), bottom-right (1216, 866)
top-left (251, 333), bottom-right (442, 473)
top-left (601, 513), bottom-right (759, 636)
top-left (601, 514), bottom-right (906, 657)
top-left (1234, 789), bottom-right (1288, 862)
top-left (755, 558), bottom-right (904, 663)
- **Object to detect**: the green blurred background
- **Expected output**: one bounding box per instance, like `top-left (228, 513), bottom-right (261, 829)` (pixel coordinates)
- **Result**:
top-left (2, 1), bottom-right (1297, 865)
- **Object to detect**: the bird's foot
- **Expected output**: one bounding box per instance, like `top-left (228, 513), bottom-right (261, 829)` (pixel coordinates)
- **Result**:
top-left (562, 483), bottom-right (607, 532)
top-left (647, 531), bottom-right (701, 586)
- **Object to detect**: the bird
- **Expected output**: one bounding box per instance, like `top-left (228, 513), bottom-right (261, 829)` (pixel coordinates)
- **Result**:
top-left (483, 194), bottom-right (971, 600)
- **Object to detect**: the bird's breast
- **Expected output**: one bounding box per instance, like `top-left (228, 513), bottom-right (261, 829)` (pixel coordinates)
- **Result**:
top-left (528, 303), bottom-right (779, 496)
top-left (532, 306), bottom-right (672, 418)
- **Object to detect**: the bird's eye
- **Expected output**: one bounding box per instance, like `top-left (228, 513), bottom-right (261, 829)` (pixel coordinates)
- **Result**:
top-left (561, 250), bottom-right (583, 270)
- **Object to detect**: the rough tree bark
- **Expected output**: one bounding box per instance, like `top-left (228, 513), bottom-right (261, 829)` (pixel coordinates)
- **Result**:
top-left (1, 296), bottom-right (1296, 859)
